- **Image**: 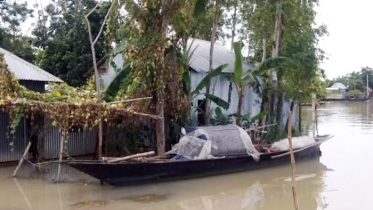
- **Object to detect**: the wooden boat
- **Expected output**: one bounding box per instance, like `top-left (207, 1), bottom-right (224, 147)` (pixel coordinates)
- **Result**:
top-left (66, 134), bottom-right (333, 186)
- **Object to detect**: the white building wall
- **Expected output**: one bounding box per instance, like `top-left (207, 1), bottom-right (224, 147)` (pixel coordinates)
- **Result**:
top-left (190, 71), bottom-right (262, 126)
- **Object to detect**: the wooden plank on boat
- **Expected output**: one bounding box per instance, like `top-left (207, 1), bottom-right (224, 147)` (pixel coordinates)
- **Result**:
top-left (107, 151), bottom-right (155, 163)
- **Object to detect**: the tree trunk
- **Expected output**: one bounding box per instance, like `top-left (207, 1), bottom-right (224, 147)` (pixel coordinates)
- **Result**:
top-left (260, 37), bottom-right (269, 128)
top-left (236, 89), bottom-right (243, 126)
top-left (204, 0), bottom-right (219, 126)
top-left (284, 101), bottom-right (294, 131)
top-left (269, 0), bottom-right (282, 132)
top-left (276, 73), bottom-right (284, 129)
top-left (85, 7), bottom-right (103, 159)
top-left (230, 0), bottom-right (238, 50)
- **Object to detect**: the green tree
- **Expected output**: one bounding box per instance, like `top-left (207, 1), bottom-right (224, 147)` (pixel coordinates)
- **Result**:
top-left (231, 40), bottom-right (297, 126)
top-left (190, 0), bottom-right (225, 41)
top-left (33, 0), bottom-right (110, 86)
top-left (0, 1), bottom-right (35, 62)
top-left (238, 0), bottom-right (328, 138)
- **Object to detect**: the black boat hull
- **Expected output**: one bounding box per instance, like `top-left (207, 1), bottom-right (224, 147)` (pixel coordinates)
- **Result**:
top-left (66, 137), bottom-right (331, 186)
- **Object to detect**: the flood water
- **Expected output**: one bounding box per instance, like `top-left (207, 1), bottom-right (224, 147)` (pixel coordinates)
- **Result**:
top-left (1, 101), bottom-right (372, 210)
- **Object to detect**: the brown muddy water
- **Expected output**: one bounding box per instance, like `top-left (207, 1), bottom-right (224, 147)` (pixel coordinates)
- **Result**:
top-left (1, 101), bottom-right (372, 210)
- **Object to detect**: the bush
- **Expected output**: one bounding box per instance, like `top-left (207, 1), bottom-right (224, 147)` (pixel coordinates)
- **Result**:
top-left (347, 89), bottom-right (363, 98)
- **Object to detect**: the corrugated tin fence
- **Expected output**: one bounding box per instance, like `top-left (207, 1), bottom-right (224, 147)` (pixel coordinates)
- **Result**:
top-left (0, 110), bottom-right (27, 162)
top-left (0, 113), bottom-right (97, 163)
top-left (44, 118), bottom-right (97, 159)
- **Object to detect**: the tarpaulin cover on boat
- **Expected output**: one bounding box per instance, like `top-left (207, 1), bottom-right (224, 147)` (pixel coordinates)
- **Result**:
top-left (166, 125), bottom-right (260, 161)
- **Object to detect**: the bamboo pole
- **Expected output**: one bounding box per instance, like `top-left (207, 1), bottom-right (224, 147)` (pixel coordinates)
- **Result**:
top-left (287, 109), bottom-right (299, 210)
top-left (107, 151), bottom-right (155, 163)
top-left (107, 97), bottom-right (153, 104)
top-left (12, 141), bottom-right (32, 177)
top-left (57, 130), bottom-right (64, 182)
top-left (84, 1), bottom-right (116, 159)
top-left (312, 93), bottom-right (316, 138)
top-left (315, 105), bottom-right (319, 136)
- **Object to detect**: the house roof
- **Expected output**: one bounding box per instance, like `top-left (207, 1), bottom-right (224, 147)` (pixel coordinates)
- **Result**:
top-left (187, 38), bottom-right (253, 73)
top-left (326, 82), bottom-right (347, 90)
top-left (0, 48), bottom-right (63, 83)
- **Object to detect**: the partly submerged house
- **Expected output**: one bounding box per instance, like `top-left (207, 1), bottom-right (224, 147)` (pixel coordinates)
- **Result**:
top-left (0, 48), bottom-right (96, 162)
top-left (325, 82), bottom-right (348, 99)
top-left (94, 38), bottom-right (298, 127)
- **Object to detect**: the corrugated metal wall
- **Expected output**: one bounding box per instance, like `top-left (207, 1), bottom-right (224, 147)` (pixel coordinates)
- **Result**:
top-left (0, 114), bottom-right (97, 162)
top-left (44, 119), bottom-right (97, 159)
top-left (0, 111), bottom-right (27, 162)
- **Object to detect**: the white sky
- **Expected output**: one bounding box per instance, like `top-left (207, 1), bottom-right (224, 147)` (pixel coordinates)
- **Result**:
top-left (315, 0), bottom-right (373, 79)
top-left (19, 0), bottom-right (373, 80)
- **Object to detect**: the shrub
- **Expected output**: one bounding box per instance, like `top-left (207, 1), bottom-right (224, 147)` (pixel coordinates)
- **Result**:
top-left (347, 89), bottom-right (363, 98)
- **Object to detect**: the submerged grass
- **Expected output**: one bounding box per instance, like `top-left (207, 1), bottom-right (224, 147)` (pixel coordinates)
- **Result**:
top-left (117, 194), bottom-right (168, 203)
top-left (70, 200), bottom-right (108, 208)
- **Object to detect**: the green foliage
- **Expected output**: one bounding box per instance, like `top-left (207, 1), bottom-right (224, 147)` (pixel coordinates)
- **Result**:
top-left (192, 64), bottom-right (228, 95)
top-left (0, 1), bottom-right (35, 62)
top-left (330, 67), bottom-right (373, 93)
top-left (251, 57), bottom-right (299, 76)
top-left (241, 111), bottom-right (269, 128)
top-left (231, 40), bottom-right (296, 125)
top-left (210, 107), bottom-right (234, 125)
top-left (194, 0), bottom-right (209, 18)
top-left (347, 89), bottom-right (363, 98)
top-left (33, 0), bottom-right (110, 87)
top-left (183, 64), bottom-right (229, 110)
top-left (102, 64), bottom-right (132, 102)
top-left (190, 1), bottom-right (226, 41)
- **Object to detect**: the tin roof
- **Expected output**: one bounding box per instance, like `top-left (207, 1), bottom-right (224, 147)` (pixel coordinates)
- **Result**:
top-left (187, 38), bottom-right (253, 73)
top-left (326, 82), bottom-right (347, 90)
top-left (0, 48), bottom-right (63, 82)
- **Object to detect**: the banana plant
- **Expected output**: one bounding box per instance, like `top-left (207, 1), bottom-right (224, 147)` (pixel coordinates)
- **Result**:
top-left (102, 64), bottom-right (132, 102)
top-left (183, 64), bottom-right (229, 110)
top-left (231, 41), bottom-right (298, 126)
top-left (182, 38), bottom-right (229, 112)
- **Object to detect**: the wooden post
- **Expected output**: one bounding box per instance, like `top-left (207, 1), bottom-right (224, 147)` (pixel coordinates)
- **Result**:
top-left (156, 102), bottom-right (165, 155)
top-left (367, 74), bottom-right (369, 98)
top-left (298, 103), bottom-right (302, 135)
top-left (315, 105), bottom-right (319, 136)
top-left (84, 1), bottom-right (116, 159)
top-left (312, 93), bottom-right (316, 138)
top-left (57, 129), bottom-right (64, 182)
top-left (288, 109), bottom-right (299, 210)
top-left (12, 141), bottom-right (31, 177)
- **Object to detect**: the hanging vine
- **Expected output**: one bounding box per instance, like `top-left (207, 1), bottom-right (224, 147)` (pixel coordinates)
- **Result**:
top-left (0, 53), bottom-right (161, 148)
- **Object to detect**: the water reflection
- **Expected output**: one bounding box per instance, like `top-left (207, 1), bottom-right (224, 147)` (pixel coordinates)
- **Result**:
top-left (0, 159), bottom-right (330, 210)
top-left (175, 160), bottom-right (329, 210)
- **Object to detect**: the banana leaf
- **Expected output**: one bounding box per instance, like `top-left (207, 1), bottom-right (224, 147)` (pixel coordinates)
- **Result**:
top-left (102, 64), bottom-right (132, 102)
top-left (192, 64), bottom-right (228, 96)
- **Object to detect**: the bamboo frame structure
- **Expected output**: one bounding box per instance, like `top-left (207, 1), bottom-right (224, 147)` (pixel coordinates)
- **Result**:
top-left (12, 141), bottom-right (32, 177)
